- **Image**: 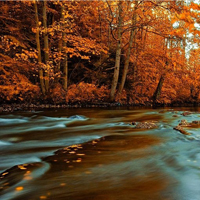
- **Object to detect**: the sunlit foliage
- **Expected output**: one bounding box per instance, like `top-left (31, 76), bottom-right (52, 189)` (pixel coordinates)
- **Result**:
top-left (0, 0), bottom-right (200, 105)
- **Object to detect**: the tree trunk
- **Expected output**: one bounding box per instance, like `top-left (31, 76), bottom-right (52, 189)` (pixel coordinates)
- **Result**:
top-left (34, 1), bottom-right (46, 95)
top-left (118, 1), bottom-right (137, 94)
top-left (108, 25), bottom-right (111, 49)
top-left (153, 75), bottom-right (165, 104)
top-left (43, 0), bottom-right (49, 92)
top-left (57, 38), bottom-right (62, 72)
top-left (63, 48), bottom-right (68, 91)
top-left (110, 1), bottom-right (123, 102)
top-left (98, 7), bottom-right (102, 64)
top-left (62, 7), bottom-right (68, 91)
top-left (57, 6), bottom-right (64, 73)
top-left (170, 39), bottom-right (172, 59)
top-left (190, 85), bottom-right (199, 102)
top-left (143, 27), bottom-right (148, 49)
top-left (182, 36), bottom-right (186, 60)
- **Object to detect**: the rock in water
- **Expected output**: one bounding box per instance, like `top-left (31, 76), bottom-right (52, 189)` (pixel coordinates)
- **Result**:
top-left (173, 125), bottom-right (191, 135)
top-left (179, 119), bottom-right (189, 126)
top-left (131, 121), bottom-right (136, 125)
top-left (182, 111), bottom-right (191, 116)
top-left (192, 121), bottom-right (200, 125)
top-left (134, 122), bottom-right (158, 129)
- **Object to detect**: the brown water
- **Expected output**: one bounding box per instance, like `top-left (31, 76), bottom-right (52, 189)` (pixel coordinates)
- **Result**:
top-left (0, 107), bottom-right (200, 200)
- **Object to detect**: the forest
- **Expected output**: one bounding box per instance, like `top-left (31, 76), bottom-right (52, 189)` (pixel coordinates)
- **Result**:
top-left (0, 0), bottom-right (200, 107)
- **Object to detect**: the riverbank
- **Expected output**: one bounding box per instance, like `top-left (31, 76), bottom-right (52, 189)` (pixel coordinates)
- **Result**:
top-left (1, 101), bottom-right (200, 113)
top-left (0, 103), bottom-right (143, 113)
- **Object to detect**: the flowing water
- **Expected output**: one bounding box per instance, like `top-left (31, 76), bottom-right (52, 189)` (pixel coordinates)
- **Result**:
top-left (0, 107), bottom-right (200, 200)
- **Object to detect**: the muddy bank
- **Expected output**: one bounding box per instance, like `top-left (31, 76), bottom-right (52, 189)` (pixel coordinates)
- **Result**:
top-left (1, 101), bottom-right (200, 113)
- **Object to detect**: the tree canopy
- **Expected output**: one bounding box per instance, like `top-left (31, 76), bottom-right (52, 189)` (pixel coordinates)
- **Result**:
top-left (0, 0), bottom-right (200, 106)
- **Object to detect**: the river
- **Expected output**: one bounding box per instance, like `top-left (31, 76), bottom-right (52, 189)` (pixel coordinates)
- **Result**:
top-left (0, 107), bottom-right (200, 200)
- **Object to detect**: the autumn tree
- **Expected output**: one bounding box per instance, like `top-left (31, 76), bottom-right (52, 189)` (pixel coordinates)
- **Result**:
top-left (34, 0), bottom-right (46, 95)
top-left (118, 1), bottom-right (138, 94)
top-left (109, 1), bottom-right (123, 101)
top-left (1, 0), bottom-right (200, 105)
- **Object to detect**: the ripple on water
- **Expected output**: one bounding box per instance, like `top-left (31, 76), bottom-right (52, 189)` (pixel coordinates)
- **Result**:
top-left (1, 108), bottom-right (200, 200)
top-left (0, 140), bottom-right (12, 146)
top-left (0, 116), bottom-right (28, 126)
top-left (0, 161), bottom-right (50, 200)
top-left (68, 115), bottom-right (88, 120)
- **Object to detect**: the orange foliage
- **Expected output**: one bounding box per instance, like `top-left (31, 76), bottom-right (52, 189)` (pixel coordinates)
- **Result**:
top-left (0, 1), bottom-right (200, 105)
top-left (49, 83), bottom-right (66, 104)
top-left (66, 82), bottom-right (109, 104)
top-left (0, 59), bottom-right (40, 103)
